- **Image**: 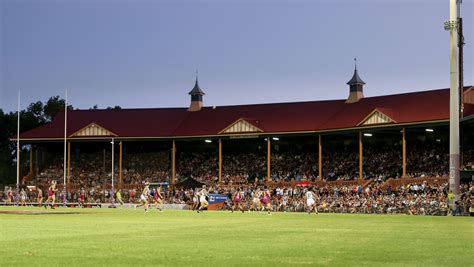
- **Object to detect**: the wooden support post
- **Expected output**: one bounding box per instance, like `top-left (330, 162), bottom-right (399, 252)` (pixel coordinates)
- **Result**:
top-left (29, 144), bottom-right (33, 175)
top-left (35, 148), bottom-right (38, 179)
top-left (67, 142), bottom-right (71, 184)
top-left (359, 132), bottom-right (363, 180)
top-left (267, 137), bottom-right (271, 182)
top-left (218, 139), bottom-right (222, 183)
top-left (119, 141), bottom-right (123, 186)
top-left (402, 128), bottom-right (407, 178)
top-left (172, 140), bottom-right (176, 184)
top-left (318, 135), bottom-right (322, 180)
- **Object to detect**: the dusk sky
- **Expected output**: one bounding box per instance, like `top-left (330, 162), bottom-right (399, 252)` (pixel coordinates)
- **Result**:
top-left (0, 0), bottom-right (472, 112)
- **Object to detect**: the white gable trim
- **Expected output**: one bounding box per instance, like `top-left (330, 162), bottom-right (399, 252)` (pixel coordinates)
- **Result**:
top-left (358, 109), bottom-right (395, 126)
top-left (219, 119), bottom-right (264, 134)
top-left (70, 123), bottom-right (118, 137)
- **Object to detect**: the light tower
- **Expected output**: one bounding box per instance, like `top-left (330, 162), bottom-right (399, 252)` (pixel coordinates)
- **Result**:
top-left (444, 0), bottom-right (461, 212)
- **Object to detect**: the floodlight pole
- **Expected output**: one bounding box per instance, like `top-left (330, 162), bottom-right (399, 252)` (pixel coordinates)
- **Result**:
top-left (445, 0), bottom-right (461, 212)
top-left (63, 90), bottom-right (68, 206)
top-left (16, 91), bottom-right (20, 206)
top-left (111, 138), bottom-right (115, 207)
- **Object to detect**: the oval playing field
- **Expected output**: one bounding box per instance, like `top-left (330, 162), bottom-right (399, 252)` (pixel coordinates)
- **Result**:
top-left (0, 207), bottom-right (472, 266)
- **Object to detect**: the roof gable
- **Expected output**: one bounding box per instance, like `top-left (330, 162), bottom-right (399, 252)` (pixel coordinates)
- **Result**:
top-left (219, 118), bottom-right (264, 134)
top-left (70, 123), bottom-right (118, 137)
top-left (358, 108), bottom-right (396, 126)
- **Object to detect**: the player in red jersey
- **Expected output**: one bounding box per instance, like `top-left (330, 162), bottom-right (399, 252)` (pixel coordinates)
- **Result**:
top-left (78, 187), bottom-right (86, 208)
top-left (154, 186), bottom-right (164, 211)
top-left (231, 187), bottom-right (245, 213)
top-left (43, 180), bottom-right (58, 209)
top-left (129, 189), bottom-right (136, 203)
top-left (6, 188), bottom-right (13, 204)
top-left (261, 186), bottom-right (272, 215)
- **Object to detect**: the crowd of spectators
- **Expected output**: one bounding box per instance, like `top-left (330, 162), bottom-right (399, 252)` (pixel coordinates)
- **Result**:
top-left (364, 144), bottom-right (402, 179)
top-left (177, 151), bottom-right (318, 184)
top-left (34, 150), bottom-right (171, 188)
top-left (271, 152), bottom-right (317, 182)
top-left (176, 152), bottom-right (218, 183)
top-left (208, 181), bottom-right (472, 216)
top-left (323, 151), bottom-right (359, 181)
top-left (122, 151), bottom-right (170, 183)
top-left (3, 181), bottom-right (472, 216)
top-left (28, 142), bottom-right (458, 188)
top-left (11, 141), bottom-right (471, 212)
top-left (463, 149), bottom-right (474, 170)
top-left (407, 144), bottom-right (449, 178)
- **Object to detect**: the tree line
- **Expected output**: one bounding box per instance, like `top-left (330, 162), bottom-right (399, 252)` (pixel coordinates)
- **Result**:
top-left (0, 96), bottom-right (120, 185)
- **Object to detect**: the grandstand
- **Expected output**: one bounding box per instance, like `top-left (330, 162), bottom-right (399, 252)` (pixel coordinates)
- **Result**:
top-left (7, 68), bottom-right (474, 214)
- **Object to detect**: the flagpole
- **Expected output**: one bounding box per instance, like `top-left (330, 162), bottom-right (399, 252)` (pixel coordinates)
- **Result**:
top-left (63, 90), bottom-right (68, 205)
top-left (16, 91), bottom-right (20, 205)
top-left (111, 138), bottom-right (115, 207)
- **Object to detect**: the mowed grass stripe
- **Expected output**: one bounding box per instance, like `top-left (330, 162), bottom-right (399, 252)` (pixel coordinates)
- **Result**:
top-left (1, 207), bottom-right (472, 266)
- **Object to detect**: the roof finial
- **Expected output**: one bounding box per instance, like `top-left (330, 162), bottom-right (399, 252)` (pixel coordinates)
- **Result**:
top-left (347, 57), bottom-right (365, 85)
top-left (189, 69), bottom-right (205, 96)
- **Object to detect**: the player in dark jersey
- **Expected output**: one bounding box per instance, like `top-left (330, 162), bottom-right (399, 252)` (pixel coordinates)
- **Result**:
top-left (154, 186), bottom-right (164, 211)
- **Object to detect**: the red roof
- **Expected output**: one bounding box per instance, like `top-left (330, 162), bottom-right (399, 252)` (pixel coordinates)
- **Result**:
top-left (18, 87), bottom-right (474, 140)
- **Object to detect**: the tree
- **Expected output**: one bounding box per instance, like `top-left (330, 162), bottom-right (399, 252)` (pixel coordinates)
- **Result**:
top-left (0, 109), bottom-right (16, 185)
top-left (26, 101), bottom-right (46, 124)
top-left (43, 96), bottom-right (73, 122)
top-left (106, 106), bottom-right (121, 110)
top-left (0, 96), bottom-right (74, 185)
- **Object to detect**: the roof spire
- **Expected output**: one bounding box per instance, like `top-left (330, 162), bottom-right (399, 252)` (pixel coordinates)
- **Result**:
top-left (347, 58), bottom-right (365, 85)
top-left (188, 70), bottom-right (205, 96)
top-left (188, 70), bottom-right (205, 111)
top-left (346, 58), bottom-right (365, 103)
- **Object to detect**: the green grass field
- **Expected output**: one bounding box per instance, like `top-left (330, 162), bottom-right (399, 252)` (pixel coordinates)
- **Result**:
top-left (0, 206), bottom-right (472, 266)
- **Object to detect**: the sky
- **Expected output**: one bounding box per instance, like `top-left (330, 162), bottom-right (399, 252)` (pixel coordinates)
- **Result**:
top-left (0, 0), bottom-right (472, 112)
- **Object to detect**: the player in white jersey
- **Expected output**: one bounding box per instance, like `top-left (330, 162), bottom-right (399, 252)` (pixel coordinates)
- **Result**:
top-left (19, 188), bottom-right (27, 206)
top-left (249, 188), bottom-right (261, 212)
top-left (306, 187), bottom-right (318, 214)
top-left (192, 190), bottom-right (200, 211)
top-left (136, 182), bottom-right (151, 213)
top-left (197, 185), bottom-right (209, 213)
